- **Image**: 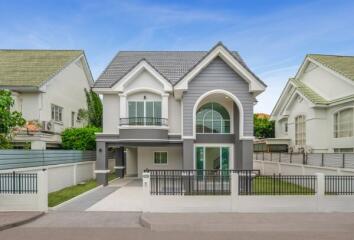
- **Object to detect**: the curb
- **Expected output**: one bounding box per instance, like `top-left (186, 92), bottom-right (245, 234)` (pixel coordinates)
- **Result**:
top-left (139, 214), bottom-right (152, 229)
top-left (0, 212), bottom-right (45, 232)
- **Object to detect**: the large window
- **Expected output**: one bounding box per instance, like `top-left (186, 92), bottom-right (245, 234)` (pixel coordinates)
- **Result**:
top-left (51, 104), bottom-right (63, 122)
top-left (128, 101), bottom-right (162, 125)
top-left (295, 115), bottom-right (306, 145)
top-left (334, 108), bottom-right (353, 138)
top-left (196, 102), bottom-right (230, 134)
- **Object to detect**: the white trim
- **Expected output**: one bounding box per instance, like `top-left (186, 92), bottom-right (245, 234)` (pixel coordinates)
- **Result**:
top-left (111, 60), bottom-right (172, 92)
top-left (114, 166), bottom-right (125, 169)
top-left (192, 89), bottom-right (245, 139)
top-left (174, 45), bottom-right (266, 95)
top-left (125, 87), bottom-right (164, 96)
top-left (119, 126), bottom-right (169, 130)
top-left (94, 170), bottom-right (110, 174)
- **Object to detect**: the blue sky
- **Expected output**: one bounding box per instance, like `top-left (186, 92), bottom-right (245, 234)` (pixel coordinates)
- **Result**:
top-left (1, 0), bottom-right (354, 113)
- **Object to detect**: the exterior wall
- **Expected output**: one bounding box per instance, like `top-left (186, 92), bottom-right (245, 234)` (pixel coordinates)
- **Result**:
top-left (301, 62), bottom-right (354, 101)
top-left (124, 70), bottom-right (164, 92)
top-left (126, 147), bottom-right (138, 176)
top-left (103, 94), bottom-right (120, 133)
top-left (275, 118), bottom-right (289, 139)
top-left (182, 57), bottom-right (255, 137)
top-left (18, 93), bottom-right (41, 121)
top-left (168, 96), bottom-right (181, 134)
top-left (40, 58), bottom-right (91, 132)
top-left (137, 146), bottom-right (183, 177)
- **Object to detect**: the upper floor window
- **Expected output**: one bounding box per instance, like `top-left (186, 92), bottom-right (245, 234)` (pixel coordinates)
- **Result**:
top-left (51, 104), bottom-right (63, 122)
top-left (196, 102), bottom-right (230, 134)
top-left (334, 108), bottom-right (353, 138)
top-left (128, 101), bottom-right (162, 125)
top-left (295, 115), bottom-right (306, 145)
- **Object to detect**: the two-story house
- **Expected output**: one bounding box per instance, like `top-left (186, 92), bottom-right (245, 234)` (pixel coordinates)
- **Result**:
top-left (271, 54), bottom-right (354, 153)
top-left (93, 43), bottom-right (266, 184)
top-left (0, 50), bottom-right (93, 149)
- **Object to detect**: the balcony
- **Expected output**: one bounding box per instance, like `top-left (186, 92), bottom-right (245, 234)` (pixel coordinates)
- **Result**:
top-left (120, 117), bottom-right (168, 127)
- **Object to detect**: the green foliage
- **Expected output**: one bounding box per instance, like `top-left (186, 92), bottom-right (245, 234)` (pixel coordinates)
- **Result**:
top-left (254, 114), bottom-right (275, 138)
top-left (84, 89), bottom-right (102, 128)
top-left (0, 90), bottom-right (26, 149)
top-left (61, 127), bottom-right (101, 150)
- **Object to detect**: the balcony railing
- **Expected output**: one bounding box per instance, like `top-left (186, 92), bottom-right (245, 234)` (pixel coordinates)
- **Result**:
top-left (120, 117), bottom-right (168, 127)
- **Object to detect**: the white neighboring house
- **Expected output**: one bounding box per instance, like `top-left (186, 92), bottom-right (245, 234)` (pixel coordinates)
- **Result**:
top-left (271, 54), bottom-right (354, 153)
top-left (0, 50), bottom-right (93, 149)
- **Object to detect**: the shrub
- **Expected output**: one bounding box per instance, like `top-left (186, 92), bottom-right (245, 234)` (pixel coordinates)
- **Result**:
top-left (61, 127), bottom-right (101, 150)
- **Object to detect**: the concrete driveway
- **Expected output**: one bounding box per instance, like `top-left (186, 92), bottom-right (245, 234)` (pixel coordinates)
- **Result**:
top-left (87, 178), bottom-right (143, 212)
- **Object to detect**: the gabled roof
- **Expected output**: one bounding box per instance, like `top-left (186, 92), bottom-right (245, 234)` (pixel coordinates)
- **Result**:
top-left (308, 54), bottom-right (354, 82)
top-left (94, 43), bottom-right (265, 88)
top-left (0, 50), bottom-right (84, 88)
top-left (290, 78), bottom-right (328, 105)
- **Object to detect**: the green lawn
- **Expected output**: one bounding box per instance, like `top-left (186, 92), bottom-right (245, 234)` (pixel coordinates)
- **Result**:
top-left (250, 176), bottom-right (315, 195)
top-left (48, 172), bottom-right (117, 207)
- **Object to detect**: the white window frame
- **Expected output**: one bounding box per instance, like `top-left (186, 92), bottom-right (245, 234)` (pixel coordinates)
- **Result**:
top-left (153, 151), bottom-right (168, 165)
top-left (333, 107), bottom-right (354, 138)
top-left (51, 104), bottom-right (63, 123)
top-left (128, 101), bottom-right (162, 120)
top-left (295, 115), bottom-right (306, 146)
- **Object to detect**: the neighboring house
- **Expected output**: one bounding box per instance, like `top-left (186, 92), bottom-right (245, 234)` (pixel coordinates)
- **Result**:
top-left (0, 50), bottom-right (94, 149)
top-left (93, 42), bottom-right (266, 184)
top-left (271, 54), bottom-right (354, 153)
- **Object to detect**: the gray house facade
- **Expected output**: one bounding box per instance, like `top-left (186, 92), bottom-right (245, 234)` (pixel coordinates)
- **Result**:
top-left (93, 43), bottom-right (266, 185)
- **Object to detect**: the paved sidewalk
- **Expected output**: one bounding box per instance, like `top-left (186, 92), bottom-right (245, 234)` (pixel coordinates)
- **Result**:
top-left (0, 212), bottom-right (44, 231)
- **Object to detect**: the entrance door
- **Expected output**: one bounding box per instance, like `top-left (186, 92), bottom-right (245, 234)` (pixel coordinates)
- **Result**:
top-left (195, 146), bottom-right (230, 172)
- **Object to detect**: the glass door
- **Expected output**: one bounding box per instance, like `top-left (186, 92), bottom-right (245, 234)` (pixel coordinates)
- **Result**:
top-left (195, 146), bottom-right (230, 175)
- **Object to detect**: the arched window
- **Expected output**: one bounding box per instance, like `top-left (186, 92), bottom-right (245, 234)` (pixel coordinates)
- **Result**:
top-left (334, 108), bottom-right (354, 138)
top-left (196, 102), bottom-right (230, 133)
top-left (295, 115), bottom-right (306, 145)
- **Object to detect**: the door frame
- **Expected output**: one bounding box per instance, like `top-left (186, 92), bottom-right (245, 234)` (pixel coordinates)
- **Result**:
top-left (193, 143), bottom-right (234, 170)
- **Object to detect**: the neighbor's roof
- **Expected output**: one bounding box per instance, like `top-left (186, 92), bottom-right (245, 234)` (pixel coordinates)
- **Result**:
top-left (308, 54), bottom-right (354, 82)
top-left (94, 47), bottom-right (263, 88)
top-left (0, 50), bottom-right (83, 88)
top-left (290, 78), bottom-right (328, 105)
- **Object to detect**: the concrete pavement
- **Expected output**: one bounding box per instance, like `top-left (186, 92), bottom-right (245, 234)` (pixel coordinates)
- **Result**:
top-left (0, 212), bottom-right (44, 231)
top-left (1, 212), bottom-right (354, 239)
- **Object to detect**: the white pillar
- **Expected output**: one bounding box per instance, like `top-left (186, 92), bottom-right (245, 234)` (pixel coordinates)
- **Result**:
top-left (37, 169), bottom-right (49, 212)
top-left (316, 173), bottom-right (325, 197)
top-left (231, 172), bottom-right (239, 212)
top-left (162, 93), bottom-right (169, 120)
top-left (119, 94), bottom-right (127, 119)
top-left (73, 163), bottom-right (77, 185)
top-left (142, 172), bottom-right (151, 212)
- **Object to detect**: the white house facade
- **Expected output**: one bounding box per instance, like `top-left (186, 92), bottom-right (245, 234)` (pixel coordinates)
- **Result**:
top-left (93, 42), bottom-right (266, 184)
top-left (0, 50), bottom-right (94, 149)
top-left (271, 54), bottom-right (354, 153)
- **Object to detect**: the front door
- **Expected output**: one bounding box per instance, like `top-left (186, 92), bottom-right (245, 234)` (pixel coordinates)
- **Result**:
top-left (195, 146), bottom-right (230, 172)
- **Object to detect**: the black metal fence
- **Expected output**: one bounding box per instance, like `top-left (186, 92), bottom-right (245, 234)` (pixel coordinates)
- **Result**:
top-left (253, 152), bottom-right (354, 169)
top-left (325, 176), bottom-right (354, 195)
top-left (147, 169), bottom-right (260, 195)
top-left (0, 172), bottom-right (38, 194)
top-left (239, 174), bottom-right (317, 195)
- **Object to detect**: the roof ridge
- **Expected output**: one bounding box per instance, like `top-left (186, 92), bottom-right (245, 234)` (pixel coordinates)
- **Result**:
top-left (307, 53), bottom-right (354, 58)
top-left (0, 49), bottom-right (83, 52)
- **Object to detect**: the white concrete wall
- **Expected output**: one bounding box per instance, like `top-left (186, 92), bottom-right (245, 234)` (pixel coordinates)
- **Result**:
top-left (124, 70), bottom-right (164, 92)
top-left (103, 94), bottom-right (120, 133)
top-left (40, 58), bottom-right (91, 130)
top-left (301, 62), bottom-right (354, 101)
top-left (137, 146), bottom-right (183, 178)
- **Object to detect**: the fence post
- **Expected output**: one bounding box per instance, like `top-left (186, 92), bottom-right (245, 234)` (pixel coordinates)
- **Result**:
top-left (321, 153), bottom-right (324, 167)
top-left (231, 172), bottom-right (239, 212)
top-left (37, 169), bottom-right (48, 212)
top-left (142, 171), bottom-right (150, 212)
top-left (316, 173), bottom-right (325, 197)
top-left (342, 154), bottom-right (345, 168)
top-left (262, 151), bottom-right (264, 161)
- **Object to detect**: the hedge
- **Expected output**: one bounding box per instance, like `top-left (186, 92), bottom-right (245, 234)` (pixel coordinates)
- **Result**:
top-left (61, 127), bottom-right (101, 150)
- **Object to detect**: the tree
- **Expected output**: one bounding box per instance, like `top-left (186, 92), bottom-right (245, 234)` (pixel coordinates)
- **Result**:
top-left (0, 90), bottom-right (26, 148)
top-left (61, 127), bottom-right (101, 150)
top-left (254, 113), bottom-right (275, 138)
top-left (82, 89), bottom-right (103, 128)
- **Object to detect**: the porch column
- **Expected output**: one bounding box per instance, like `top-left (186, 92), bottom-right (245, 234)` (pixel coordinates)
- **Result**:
top-left (115, 147), bottom-right (125, 178)
top-left (95, 141), bottom-right (109, 186)
top-left (183, 139), bottom-right (194, 169)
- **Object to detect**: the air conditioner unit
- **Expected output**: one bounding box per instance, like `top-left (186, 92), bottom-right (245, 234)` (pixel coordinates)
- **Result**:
top-left (41, 121), bottom-right (55, 132)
